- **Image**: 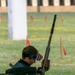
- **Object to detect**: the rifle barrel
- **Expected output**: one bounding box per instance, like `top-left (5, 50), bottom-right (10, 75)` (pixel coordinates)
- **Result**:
top-left (41, 15), bottom-right (57, 75)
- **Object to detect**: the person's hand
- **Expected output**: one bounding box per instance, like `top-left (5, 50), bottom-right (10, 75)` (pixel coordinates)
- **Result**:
top-left (36, 53), bottom-right (43, 61)
top-left (42, 60), bottom-right (50, 71)
top-left (37, 60), bottom-right (50, 73)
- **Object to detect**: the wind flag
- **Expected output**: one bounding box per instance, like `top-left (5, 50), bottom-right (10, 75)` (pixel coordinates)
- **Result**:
top-left (0, 16), bottom-right (4, 21)
top-left (30, 16), bottom-right (34, 23)
top-left (60, 13), bottom-right (63, 23)
top-left (63, 46), bottom-right (67, 55)
top-left (60, 37), bottom-right (63, 59)
top-left (26, 38), bottom-right (31, 46)
top-left (44, 15), bottom-right (47, 23)
top-left (60, 37), bottom-right (67, 59)
top-left (60, 13), bottom-right (64, 27)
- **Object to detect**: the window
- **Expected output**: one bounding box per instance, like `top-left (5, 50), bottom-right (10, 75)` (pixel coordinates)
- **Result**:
top-left (49, 0), bottom-right (53, 5)
top-left (60, 0), bottom-right (64, 5)
top-left (27, 0), bottom-right (32, 6)
top-left (71, 0), bottom-right (75, 5)
top-left (38, 0), bottom-right (43, 6)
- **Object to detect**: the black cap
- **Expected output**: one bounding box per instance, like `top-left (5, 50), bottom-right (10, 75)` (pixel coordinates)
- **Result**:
top-left (22, 46), bottom-right (38, 58)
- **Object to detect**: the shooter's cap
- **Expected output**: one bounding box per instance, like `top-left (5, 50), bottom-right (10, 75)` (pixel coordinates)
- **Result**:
top-left (22, 45), bottom-right (43, 60)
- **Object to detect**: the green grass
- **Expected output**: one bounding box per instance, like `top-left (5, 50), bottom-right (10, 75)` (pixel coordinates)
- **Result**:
top-left (0, 12), bottom-right (75, 75)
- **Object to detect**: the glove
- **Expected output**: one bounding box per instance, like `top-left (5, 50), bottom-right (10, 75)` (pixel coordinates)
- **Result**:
top-left (36, 53), bottom-right (43, 61)
top-left (37, 60), bottom-right (50, 73)
top-left (41, 60), bottom-right (50, 71)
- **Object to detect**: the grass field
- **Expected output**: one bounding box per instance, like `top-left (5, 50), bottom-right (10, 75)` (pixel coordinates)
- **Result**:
top-left (0, 12), bottom-right (75, 75)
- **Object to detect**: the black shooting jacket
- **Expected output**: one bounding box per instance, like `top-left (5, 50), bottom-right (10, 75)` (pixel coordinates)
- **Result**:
top-left (5, 59), bottom-right (38, 75)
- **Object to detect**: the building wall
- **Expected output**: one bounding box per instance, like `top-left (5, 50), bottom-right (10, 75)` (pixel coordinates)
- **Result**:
top-left (0, 0), bottom-right (75, 12)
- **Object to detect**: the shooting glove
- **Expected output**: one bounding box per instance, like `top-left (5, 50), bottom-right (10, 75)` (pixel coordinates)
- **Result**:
top-left (41, 60), bottom-right (50, 71)
top-left (37, 60), bottom-right (50, 73)
top-left (36, 53), bottom-right (43, 61)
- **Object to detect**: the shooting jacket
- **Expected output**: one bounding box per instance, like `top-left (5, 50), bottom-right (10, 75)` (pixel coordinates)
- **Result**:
top-left (5, 59), bottom-right (39, 75)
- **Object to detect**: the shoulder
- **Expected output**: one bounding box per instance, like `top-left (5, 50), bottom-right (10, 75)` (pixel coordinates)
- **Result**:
top-left (12, 61), bottom-right (26, 68)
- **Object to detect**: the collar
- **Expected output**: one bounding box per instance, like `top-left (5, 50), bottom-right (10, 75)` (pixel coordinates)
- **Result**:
top-left (19, 59), bottom-right (30, 66)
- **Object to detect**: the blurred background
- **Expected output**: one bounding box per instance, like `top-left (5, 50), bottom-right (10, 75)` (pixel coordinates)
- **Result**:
top-left (0, 0), bottom-right (75, 75)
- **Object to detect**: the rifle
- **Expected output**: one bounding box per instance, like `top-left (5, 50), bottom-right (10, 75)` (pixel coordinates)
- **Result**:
top-left (41, 14), bottom-right (57, 75)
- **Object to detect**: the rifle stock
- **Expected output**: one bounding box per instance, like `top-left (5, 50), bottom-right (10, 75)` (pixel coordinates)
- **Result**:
top-left (41, 15), bottom-right (57, 75)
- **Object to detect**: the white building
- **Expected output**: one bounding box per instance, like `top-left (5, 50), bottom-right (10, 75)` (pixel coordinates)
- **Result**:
top-left (0, 0), bottom-right (75, 12)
